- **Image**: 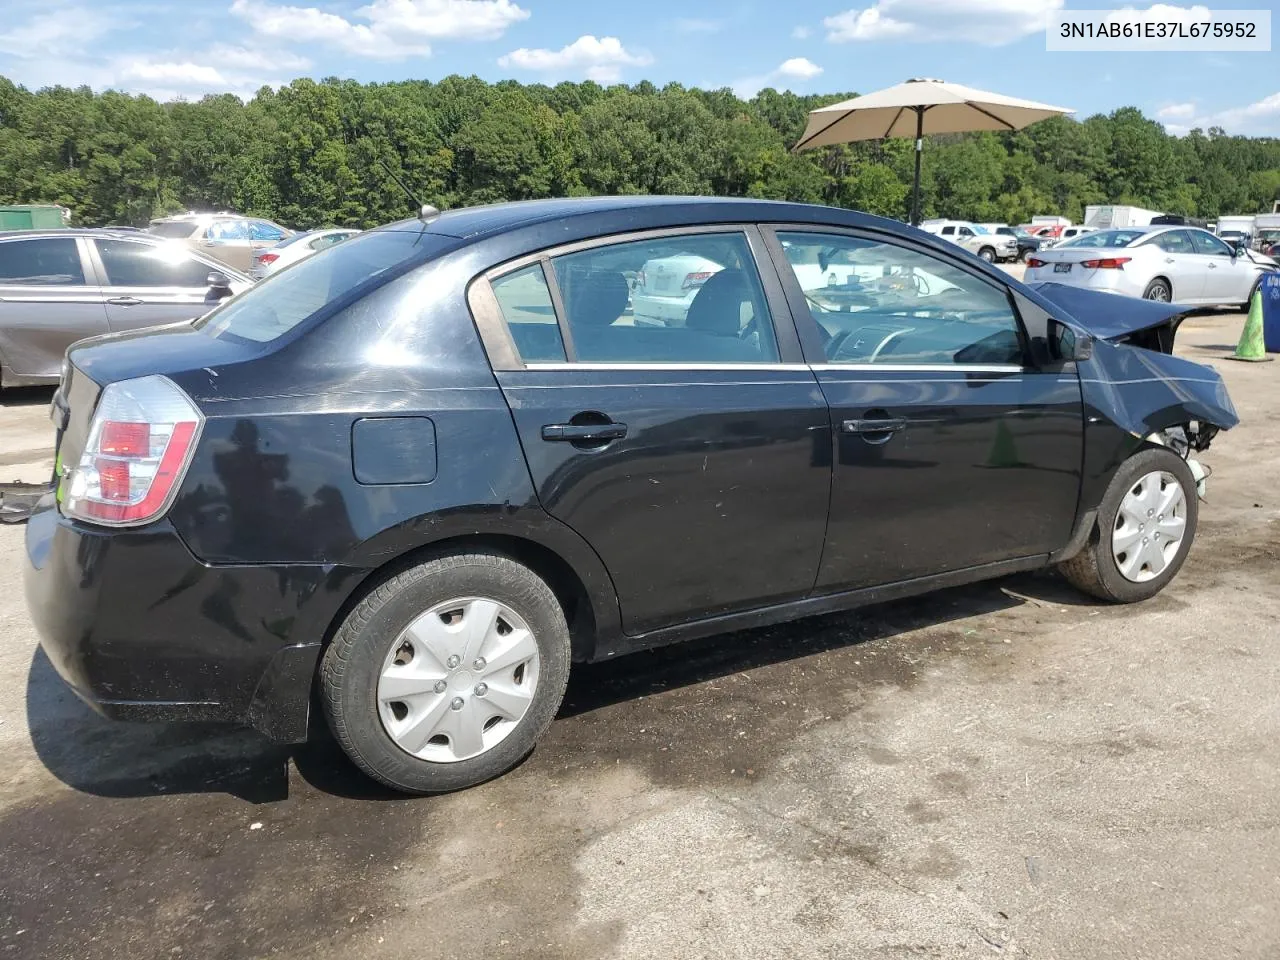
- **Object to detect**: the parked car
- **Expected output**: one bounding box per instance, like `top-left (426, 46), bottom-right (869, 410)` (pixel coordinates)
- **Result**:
top-left (1216, 230), bottom-right (1253, 254)
top-left (630, 251), bottom-right (726, 325)
top-left (992, 226), bottom-right (1042, 262)
top-left (1056, 226), bottom-right (1096, 245)
top-left (250, 228), bottom-right (360, 280)
top-left (148, 213), bottom-right (293, 272)
top-left (1025, 225), bottom-right (1276, 306)
top-left (919, 220), bottom-right (1017, 262)
top-left (0, 229), bottom-right (249, 388)
top-left (26, 197), bottom-right (1238, 795)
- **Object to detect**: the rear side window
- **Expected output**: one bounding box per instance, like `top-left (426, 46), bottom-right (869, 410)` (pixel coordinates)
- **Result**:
top-left (197, 229), bottom-right (440, 343)
top-left (96, 239), bottom-right (214, 287)
top-left (207, 220), bottom-right (249, 241)
top-left (1152, 230), bottom-right (1195, 254)
top-left (0, 238), bottom-right (85, 285)
top-left (491, 264), bottom-right (566, 362)
top-left (250, 220), bottom-right (286, 242)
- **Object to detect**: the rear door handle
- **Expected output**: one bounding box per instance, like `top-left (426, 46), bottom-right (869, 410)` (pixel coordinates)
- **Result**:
top-left (106, 296), bottom-right (143, 306)
top-left (842, 417), bottom-right (907, 435)
top-left (542, 422), bottom-right (628, 442)
top-left (1164, 257), bottom-right (1176, 263)
top-left (1207, 262), bottom-right (1217, 269)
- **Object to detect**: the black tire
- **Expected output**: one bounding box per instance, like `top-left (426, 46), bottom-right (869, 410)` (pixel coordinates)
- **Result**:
top-left (978, 246), bottom-right (996, 263)
top-left (320, 553), bottom-right (572, 794)
top-left (1241, 276), bottom-right (1262, 311)
top-left (1058, 447), bottom-right (1199, 603)
top-left (1017, 248), bottom-right (1030, 263)
top-left (1143, 277), bottom-right (1172, 302)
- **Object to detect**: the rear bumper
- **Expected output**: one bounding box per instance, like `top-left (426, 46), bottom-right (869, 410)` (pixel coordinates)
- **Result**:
top-left (23, 497), bottom-right (354, 741)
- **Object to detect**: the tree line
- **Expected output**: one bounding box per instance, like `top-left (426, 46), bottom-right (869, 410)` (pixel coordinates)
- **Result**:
top-left (1, 74), bottom-right (1277, 230)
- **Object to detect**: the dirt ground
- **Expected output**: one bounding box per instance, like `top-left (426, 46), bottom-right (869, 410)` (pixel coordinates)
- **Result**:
top-left (0, 309), bottom-right (1277, 960)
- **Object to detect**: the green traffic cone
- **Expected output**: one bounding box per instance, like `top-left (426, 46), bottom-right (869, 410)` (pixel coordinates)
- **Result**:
top-left (1230, 289), bottom-right (1274, 362)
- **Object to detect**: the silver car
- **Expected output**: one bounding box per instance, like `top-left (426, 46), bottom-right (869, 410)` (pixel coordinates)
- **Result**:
top-left (1025, 226), bottom-right (1276, 306)
top-left (148, 213), bottom-right (292, 272)
top-left (250, 228), bottom-right (360, 280)
top-left (0, 229), bottom-right (250, 388)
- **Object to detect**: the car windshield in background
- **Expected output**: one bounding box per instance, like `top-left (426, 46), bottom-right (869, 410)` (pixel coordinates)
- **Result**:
top-left (1058, 229), bottom-right (1144, 249)
top-left (269, 231), bottom-right (314, 249)
top-left (197, 229), bottom-right (440, 343)
top-left (149, 221), bottom-right (197, 239)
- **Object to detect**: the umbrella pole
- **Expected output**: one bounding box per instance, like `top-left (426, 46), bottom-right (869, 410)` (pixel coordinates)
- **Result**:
top-left (910, 106), bottom-right (924, 227)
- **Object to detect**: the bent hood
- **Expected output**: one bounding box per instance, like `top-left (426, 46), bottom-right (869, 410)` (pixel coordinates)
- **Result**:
top-left (1026, 281), bottom-right (1193, 346)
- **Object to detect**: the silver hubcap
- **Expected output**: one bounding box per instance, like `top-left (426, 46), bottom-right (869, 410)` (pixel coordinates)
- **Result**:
top-left (1147, 284), bottom-right (1170, 302)
top-left (377, 597), bottom-right (540, 763)
top-left (1112, 470), bottom-right (1187, 583)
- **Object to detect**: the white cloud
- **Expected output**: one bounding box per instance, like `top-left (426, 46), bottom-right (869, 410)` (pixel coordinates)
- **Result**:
top-left (230, 0), bottom-right (530, 60)
top-left (733, 57), bottom-right (824, 98)
top-left (498, 35), bottom-right (653, 83)
top-left (791, 25), bottom-right (812, 39)
top-left (1156, 92), bottom-right (1280, 136)
top-left (675, 18), bottom-right (723, 33)
top-left (776, 57), bottom-right (823, 80)
top-left (121, 61), bottom-right (228, 87)
top-left (825, 0), bottom-right (1063, 45)
top-left (208, 44), bottom-right (312, 73)
top-left (0, 5), bottom-right (117, 58)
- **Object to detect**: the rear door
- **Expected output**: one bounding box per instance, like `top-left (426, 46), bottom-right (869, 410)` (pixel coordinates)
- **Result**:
top-left (1145, 229), bottom-right (1205, 302)
top-left (765, 226), bottom-right (1083, 592)
top-left (471, 226), bottom-right (831, 636)
top-left (1189, 228), bottom-right (1254, 303)
top-left (0, 236), bottom-right (107, 380)
top-left (88, 238), bottom-right (224, 332)
top-left (199, 219), bottom-right (253, 271)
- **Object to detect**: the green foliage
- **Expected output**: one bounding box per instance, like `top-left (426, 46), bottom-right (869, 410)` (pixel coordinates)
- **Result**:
top-left (0, 74), bottom-right (1276, 228)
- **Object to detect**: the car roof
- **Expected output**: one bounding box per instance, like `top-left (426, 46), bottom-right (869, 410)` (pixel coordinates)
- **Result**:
top-left (378, 195), bottom-right (902, 242)
top-left (0, 228), bottom-right (180, 241)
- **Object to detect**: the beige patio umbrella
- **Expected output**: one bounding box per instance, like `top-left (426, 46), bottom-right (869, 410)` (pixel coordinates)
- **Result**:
top-left (793, 78), bottom-right (1073, 226)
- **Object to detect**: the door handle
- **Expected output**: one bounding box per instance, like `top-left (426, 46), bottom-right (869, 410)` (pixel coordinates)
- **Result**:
top-left (843, 417), bottom-right (906, 434)
top-left (1164, 257), bottom-right (1176, 263)
top-left (1207, 263), bottom-right (1217, 269)
top-left (542, 422), bottom-right (627, 442)
top-left (106, 296), bottom-right (143, 306)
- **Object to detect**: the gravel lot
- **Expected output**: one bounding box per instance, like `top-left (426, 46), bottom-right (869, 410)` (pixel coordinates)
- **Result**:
top-left (1, 308), bottom-right (1277, 960)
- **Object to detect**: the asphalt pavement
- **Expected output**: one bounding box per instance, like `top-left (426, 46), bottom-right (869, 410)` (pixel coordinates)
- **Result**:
top-left (1, 308), bottom-right (1277, 959)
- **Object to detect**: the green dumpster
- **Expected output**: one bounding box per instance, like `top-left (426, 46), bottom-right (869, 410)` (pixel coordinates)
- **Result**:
top-left (0, 205), bottom-right (69, 230)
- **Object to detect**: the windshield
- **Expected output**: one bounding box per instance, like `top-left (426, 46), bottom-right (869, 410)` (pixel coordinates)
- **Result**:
top-left (971, 225), bottom-right (989, 235)
top-left (196, 229), bottom-right (443, 343)
top-left (1058, 229), bottom-right (1143, 249)
top-left (149, 221), bottom-right (198, 239)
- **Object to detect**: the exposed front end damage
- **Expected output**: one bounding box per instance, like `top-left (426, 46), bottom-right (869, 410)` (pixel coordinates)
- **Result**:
top-left (1029, 282), bottom-right (1240, 512)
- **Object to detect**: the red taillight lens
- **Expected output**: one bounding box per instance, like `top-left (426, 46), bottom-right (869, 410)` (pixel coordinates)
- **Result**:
top-left (682, 270), bottom-right (714, 290)
top-left (1080, 257), bottom-right (1131, 269)
top-left (63, 376), bottom-right (203, 527)
top-left (257, 253), bottom-right (279, 265)
top-left (1026, 257), bottom-right (1046, 268)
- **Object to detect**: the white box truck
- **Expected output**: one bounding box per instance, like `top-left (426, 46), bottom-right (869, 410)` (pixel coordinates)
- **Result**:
top-left (1254, 213), bottom-right (1280, 252)
top-left (1084, 205), bottom-right (1161, 228)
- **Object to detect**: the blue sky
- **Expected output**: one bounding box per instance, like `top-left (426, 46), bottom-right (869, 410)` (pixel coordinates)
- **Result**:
top-left (0, 0), bottom-right (1277, 135)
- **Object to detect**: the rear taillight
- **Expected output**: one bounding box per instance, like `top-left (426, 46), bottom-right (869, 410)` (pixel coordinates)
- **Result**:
top-left (1026, 257), bottom-right (1047, 268)
top-left (63, 375), bottom-right (203, 527)
top-left (1080, 257), bottom-right (1131, 269)
top-left (682, 271), bottom-right (714, 290)
top-left (256, 252), bottom-right (279, 265)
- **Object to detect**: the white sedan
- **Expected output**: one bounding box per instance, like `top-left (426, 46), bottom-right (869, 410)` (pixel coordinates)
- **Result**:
top-left (250, 228), bottom-right (360, 280)
top-left (1025, 225), bottom-right (1275, 307)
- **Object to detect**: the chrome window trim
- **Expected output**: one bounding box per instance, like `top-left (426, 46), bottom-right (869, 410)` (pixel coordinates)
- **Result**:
top-left (521, 362), bottom-right (813, 372)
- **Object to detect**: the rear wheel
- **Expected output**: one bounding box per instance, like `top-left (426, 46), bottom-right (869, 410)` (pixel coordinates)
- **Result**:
top-left (1058, 448), bottom-right (1198, 603)
top-left (321, 553), bottom-right (572, 794)
top-left (978, 246), bottom-right (996, 263)
top-left (1241, 276), bottom-right (1262, 311)
top-left (1017, 248), bottom-right (1030, 263)
top-left (1143, 277), bottom-right (1172, 302)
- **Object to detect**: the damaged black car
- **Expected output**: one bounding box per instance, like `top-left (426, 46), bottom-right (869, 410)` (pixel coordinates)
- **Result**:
top-left (24, 197), bottom-right (1238, 794)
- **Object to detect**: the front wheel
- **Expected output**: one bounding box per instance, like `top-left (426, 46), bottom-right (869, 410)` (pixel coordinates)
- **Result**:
top-left (1017, 248), bottom-right (1030, 263)
top-left (1058, 448), bottom-right (1199, 602)
top-left (321, 553), bottom-right (572, 794)
top-left (978, 246), bottom-right (996, 263)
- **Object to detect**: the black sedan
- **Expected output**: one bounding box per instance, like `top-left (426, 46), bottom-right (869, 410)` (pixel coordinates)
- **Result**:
top-left (24, 196), bottom-right (1238, 794)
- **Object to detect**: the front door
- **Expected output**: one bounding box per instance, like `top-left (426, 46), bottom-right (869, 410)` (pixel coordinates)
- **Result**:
top-left (766, 227), bottom-right (1084, 592)
top-left (479, 228), bottom-right (831, 636)
top-left (90, 238), bottom-right (225, 332)
top-left (0, 236), bottom-right (107, 380)
top-left (1147, 229), bottom-right (1205, 302)
top-left (1189, 228), bottom-right (1255, 303)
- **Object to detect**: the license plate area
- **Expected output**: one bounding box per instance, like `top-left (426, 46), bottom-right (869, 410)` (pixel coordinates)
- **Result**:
top-left (1054, 263), bottom-right (1072, 274)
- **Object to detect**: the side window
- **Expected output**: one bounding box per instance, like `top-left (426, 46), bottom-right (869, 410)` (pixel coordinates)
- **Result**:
top-left (776, 231), bottom-right (1024, 366)
top-left (0, 238), bottom-right (85, 285)
top-left (1153, 230), bottom-right (1194, 254)
top-left (940, 226), bottom-right (955, 236)
top-left (547, 232), bottom-right (779, 364)
top-left (1189, 230), bottom-right (1233, 257)
top-left (206, 220), bottom-right (248, 242)
top-left (96, 239), bottom-right (214, 287)
top-left (491, 264), bottom-right (566, 363)
top-left (958, 227), bottom-right (974, 237)
top-left (250, 220), bottom-right (286, 242)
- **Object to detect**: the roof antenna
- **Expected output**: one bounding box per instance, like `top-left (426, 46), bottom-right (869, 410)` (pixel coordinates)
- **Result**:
top-left (376, 156), bottom-right (439, 223)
